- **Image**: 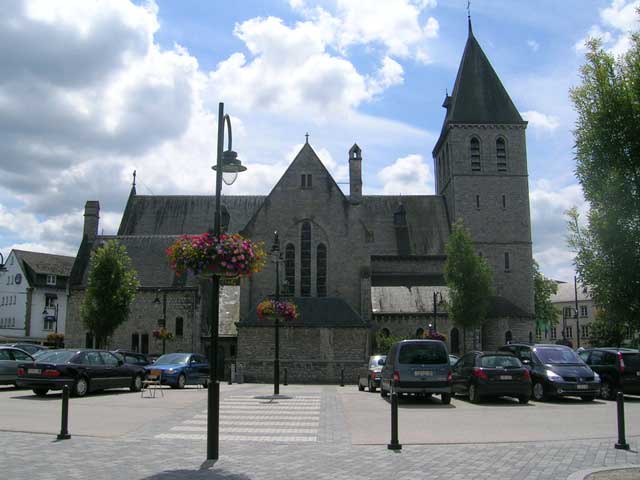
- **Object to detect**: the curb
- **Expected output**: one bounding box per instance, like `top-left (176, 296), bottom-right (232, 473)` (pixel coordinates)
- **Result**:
top-left (567, 465), bottom-right (640, 480)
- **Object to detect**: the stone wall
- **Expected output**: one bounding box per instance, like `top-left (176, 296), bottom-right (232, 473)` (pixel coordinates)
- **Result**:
top-left (236, 325), bottom-right (368, 383)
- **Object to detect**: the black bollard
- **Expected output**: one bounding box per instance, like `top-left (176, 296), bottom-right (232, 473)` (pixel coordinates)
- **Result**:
top-left (615, 391), bottom-right (630, 450)
top-left (387, 384), bottom-right (402, 451)
top-left (340, 368), bottom-right (345, 387)
top-left (57, 385), bottom-right (71, 440)
top-left (284, 367), bottom-right (288, 386)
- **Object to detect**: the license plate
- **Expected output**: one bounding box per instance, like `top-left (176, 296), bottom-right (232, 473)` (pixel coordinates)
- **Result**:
top-left (499, 375), bottom-right (512, 380)
top-left (577, 384), bottom-right (588, 390)
top-left (28, 368), bottom-right (41, 375)
top-left (414, 370), bottom-right (433, 377)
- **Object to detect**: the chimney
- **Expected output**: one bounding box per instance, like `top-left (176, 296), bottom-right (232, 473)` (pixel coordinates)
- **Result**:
top-left (83, 201), bottom-right (100, 240)
top-left (349, 143), bottom-right (362, 204)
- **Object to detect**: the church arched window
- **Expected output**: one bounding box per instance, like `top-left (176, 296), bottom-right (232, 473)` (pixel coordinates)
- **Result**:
top-left (284, 243), bottom-right (295, 296)
top-left (470, 137), bottom-right (481, 171)
top-left (300, 222), bottom-right (312, 297)
top-left (316, 243), bottom-right (327, 297)
top-left (496, 137), bottom-right (507, 171)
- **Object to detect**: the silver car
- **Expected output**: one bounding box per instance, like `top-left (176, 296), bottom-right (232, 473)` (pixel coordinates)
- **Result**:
top-left (357, 355), bottom-right (386, 392)
top-left (0, 347), bottom-right (35, 386)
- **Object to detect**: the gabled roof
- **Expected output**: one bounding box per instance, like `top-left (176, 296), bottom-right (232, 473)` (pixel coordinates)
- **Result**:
top-left (13, 250), bottom-right (75, 277)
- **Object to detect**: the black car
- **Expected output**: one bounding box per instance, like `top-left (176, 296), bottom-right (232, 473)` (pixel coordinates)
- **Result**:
top-left (499, 343), bottom-right (600, 401)
top-left (578, 348), bottom-right (640, 400)
top-left (112, 350), bottom-right (151, 367)
top-left (452, 351), bottom-right (531, 404)
top-left (16, 349), bottom-right (146, 397)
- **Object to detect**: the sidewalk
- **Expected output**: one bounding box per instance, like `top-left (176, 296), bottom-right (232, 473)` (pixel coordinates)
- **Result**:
top-left (1, 385), bottom-right (638, 480)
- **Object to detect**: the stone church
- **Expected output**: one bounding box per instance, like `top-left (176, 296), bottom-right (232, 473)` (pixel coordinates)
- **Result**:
top-left (66, 23), bottom-right (535, 382)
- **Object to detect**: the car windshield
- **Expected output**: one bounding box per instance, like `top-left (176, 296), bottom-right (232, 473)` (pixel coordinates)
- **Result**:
top-left (155, 353), bottom-right (190, 365)
top-left (480, 355), bottom-right (522, 368)
top-left (398, 343), bottom-right (448, 365)
top-left (36, 350), bottom-right (76, 364)
top-left (535, 347), bottom-right (583, 364)
top-left (622, 353), bottom-right (640, 368)
top-left (369, 357), bottom-right (386, 368)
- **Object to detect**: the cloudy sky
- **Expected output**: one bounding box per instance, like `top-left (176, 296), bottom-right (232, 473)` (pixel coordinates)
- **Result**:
top-left (1, 0), bottom-right (638, 281)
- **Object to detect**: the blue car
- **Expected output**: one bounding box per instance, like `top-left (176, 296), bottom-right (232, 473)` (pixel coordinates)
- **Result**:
top-left (145, 352), bottom-right (209, 389)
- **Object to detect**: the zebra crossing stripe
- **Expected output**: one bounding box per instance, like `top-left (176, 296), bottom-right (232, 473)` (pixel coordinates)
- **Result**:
top-left (170, 426), bottom-right (318, 434)
top-left (184, 419), bottom-right (320, 427)
top-left (156, 433), bottom-right (317, 442)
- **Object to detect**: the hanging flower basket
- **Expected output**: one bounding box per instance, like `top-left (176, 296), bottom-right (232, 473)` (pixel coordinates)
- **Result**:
top-left (166, 232), bottom-right (266, 278)
top-left (422, 330), bottom-right (447, 342)
top-left (256, 298), bottom-right (299, 322)
top-left (152, 328), bottom-right (175, 341)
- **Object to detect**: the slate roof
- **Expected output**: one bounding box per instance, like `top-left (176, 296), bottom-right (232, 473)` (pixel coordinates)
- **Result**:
top-left (14, 250), bottom-right (75, 277)
top-left (551, 281), bottom-right (591, 303)
top-left (241, 297), bottom-right (367, 327)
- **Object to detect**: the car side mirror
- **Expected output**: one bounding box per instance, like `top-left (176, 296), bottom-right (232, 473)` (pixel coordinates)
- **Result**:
top-left (117, 359), bottom-right (124, 366)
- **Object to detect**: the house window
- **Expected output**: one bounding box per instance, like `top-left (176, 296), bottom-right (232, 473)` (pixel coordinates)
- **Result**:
top-left (175, 317), bottom-right (184, 337)
top-left (535, 328), bottom-right (542, 341)
top-left (504, 252), bottom-right (510, 271)
top-left (476, 195), bottom-right (480, 209)
top-left (141, 334), bottom-right (149, 354)
top-left (301, 174), bottom-right (312, 188)
top-left (131, 333), bottom-right (139, 352)
top-left (46, 275), bottom-right (56, 286)
top-left (505, 331), bottom-right (512, 344)
top-left (563, 307), bottom-right (574, 318)
top-left (316, 243), bottom-right (327, 297)
top-left (85, 332), bottom-right (94, 348)
top-left (550, 327), bottom-right (557, 339)
top-left (300, 222), bottom-right (312, 297)
top-left (43, 318), bottom-right (55, 331)
top-left (380, 328), bottom-right (390, 338)
top-left (284, 244), bottom-right (295, 296)
top-left (581, 325), bottom-right (590, 338)
top-left (496, 137), bottom-right (507, 171)
top-left (502, 194), bottom-right (506, 209)
top-left (565, 326), bottom-right (573, 338)
top-left (470, 137), bottom-right (481, 171)
top-left (45, 295), bottom-right (56, 308)
top-left (580, 305), bottom-right (588, 317)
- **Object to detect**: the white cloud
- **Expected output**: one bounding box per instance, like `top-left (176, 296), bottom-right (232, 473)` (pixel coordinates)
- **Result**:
top-left (576, 0), bottom-right (639, 55)
top-left (378, 154), bottom-right (434, 195)
top-left (521, 110), bottom-right (560, 131)
top-left (527, 40), bottom-right (539, 52)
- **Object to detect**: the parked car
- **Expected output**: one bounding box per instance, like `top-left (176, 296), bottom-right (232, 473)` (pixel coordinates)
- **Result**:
top-left (357, 355), bottom-right (386, 392)
top-left (144, 352), bottom-right (209, 389)
top-left (0, 347), bottom-right (35, 386)
top-left (499, 343), bottom-right (600, 401)
top-left (578, 348), bottom-right (640, 400)
top-left (449, 354), bottom-right (460, 366)
top-left (16, 349), bottom-right (146, 397)
top-left (112, 350), bottom-right (151, 367)
top-left (379, 339), bottom-right (452, 404)
top-left (0, 343), bottom-right (47, 356)
top-left (451, 351), bottom-right (531, 404)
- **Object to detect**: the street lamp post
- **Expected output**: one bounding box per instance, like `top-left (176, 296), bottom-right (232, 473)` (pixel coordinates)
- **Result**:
top-left (271, 231), bottom-right (283, 396)
top-left (207, 102), bottom-right (247, 462)
top-left (574, 276), bottom-right (581, 348)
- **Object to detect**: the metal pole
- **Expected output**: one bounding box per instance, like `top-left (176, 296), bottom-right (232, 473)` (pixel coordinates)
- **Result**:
top-left (207, 102), bottom-right (225, 461)
top-left (57, 385), bottom-right (71, 440)
top-left (574, 276), bottom-right (581, 348)
top-left (340, 368), bottom-right (345, 387)
top-left (387, 382), bottom-right (402, 450)
top-left (284, 367), bottom-right (288, 386)
top-left (274, 235), bottom-right (280, 396)
top-left (433, 292), bottom-right (437, 332)
top-left (562, 309), bottom-right (567, 342)
top-left (615, 391), bottom-right (630, 450)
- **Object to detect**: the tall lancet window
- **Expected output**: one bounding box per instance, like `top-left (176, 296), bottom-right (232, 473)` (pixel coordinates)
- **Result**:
top-left (496, 137), bottom-right (507, 171)
top-left (316, 243), bottom-right (327, 297)
top-left (300, 222), bottom-right (312, 297)
top-left (284, 244), bottom-right (295, 296)
top-left (470, 137), bottom-right (481, 171)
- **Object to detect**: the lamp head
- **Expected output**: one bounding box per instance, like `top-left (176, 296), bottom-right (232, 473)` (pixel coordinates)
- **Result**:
top-left (213, 149), bottom-right (247, 185)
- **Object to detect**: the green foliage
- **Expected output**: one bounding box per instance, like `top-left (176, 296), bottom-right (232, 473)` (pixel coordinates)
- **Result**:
top-left (444, 220), bottom-right (493, 349)
top-left (533, 260), bottom-right (559, 330)
top-left (374, 334), bottom-right (407, 355)
top-left (587, 308), bottom-right (628, 348)
top-left (568, 30), bottom-right (640, 333)
top-left (81, 240), bottom-right (140, 348)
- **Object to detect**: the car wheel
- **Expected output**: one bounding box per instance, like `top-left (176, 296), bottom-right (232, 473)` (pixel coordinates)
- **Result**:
top-left (358, 380), bottom-right (365, 391)
top-left (532, 382), bottom-right (547, 402)
top-left (368, 379), bottom-right (377, 393)
top-left (177, 373), bottom-right (186, 389)
top-left (33, 388), bottom-right (49, 397)
top-left (441, 393), bottom-right (452, 405)
top-left (581, 395), bottom-right (596, 402)
top-left (518, 395), bottom-right (530, 405)
top-left (73, 377), bottom-right (89, 397)
top-left (130, 375), bottom-right (143, 392)
top-left (469, 384), bottom-right (481, 404)
top-left (599, 380), bottom-right (615, 401)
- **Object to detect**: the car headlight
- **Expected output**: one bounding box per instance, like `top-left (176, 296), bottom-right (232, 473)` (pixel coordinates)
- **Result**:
top-left (593, 372), bottom-right (600, 382)
top-left (166, 369), bottom-right (176, 374)
top-left (546, 370), bottom-right (563, 382)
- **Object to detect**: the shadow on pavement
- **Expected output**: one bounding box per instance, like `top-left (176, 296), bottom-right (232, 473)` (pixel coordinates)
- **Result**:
top-left (141, 469), bottom-right (252, 480)
top-left (381, 394), bottom-right (456, 409)
top-left (453, 395), bottom-right (533, 407)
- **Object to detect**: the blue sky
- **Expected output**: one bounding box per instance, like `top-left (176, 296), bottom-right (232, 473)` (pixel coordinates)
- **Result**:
top-left (0, 0), bottom-right (639, 282)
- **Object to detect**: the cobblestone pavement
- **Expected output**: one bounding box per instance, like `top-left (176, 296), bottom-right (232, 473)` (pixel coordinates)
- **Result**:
top-left (1, 385), bottom-right (639, 480)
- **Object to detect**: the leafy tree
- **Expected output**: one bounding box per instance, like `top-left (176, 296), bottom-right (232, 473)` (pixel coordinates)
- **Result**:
top-left (373, 334), bottom-right (407, 355)
top-left (444, 220), bottom-right (493, 351)
top-left (587, 308), bottom-right (628, 348)
top-left (81, 240), bottom-right (140, 348)
top-left (567, 30), bottom-right (640, 335)
top-left (533, 260), bottom-right (559, 332)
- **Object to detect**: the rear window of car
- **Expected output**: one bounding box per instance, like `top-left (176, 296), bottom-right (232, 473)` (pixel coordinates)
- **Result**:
top-left (622, 353), bottom-right (640, 368)
top-left (398, 343), bottom-right (448, 365)
top-left (480, 355), bottom-right (522, 368)
top-left (369, 357), bottom-right (386, 368)
top-left (36, 351), bottom-right (76, 364)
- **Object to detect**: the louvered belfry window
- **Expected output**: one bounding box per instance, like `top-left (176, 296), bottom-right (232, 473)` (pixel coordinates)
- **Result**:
top-left (300, 222), bottom-right (312, 297)
top-left (284, 244), bottom-right (295, 296)
top-left (316, 243), bottom-right (327, 297)
top-left (470, 137), bottom-right (481, 171)
top-left (496, 137), bottom-right (507, 171)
